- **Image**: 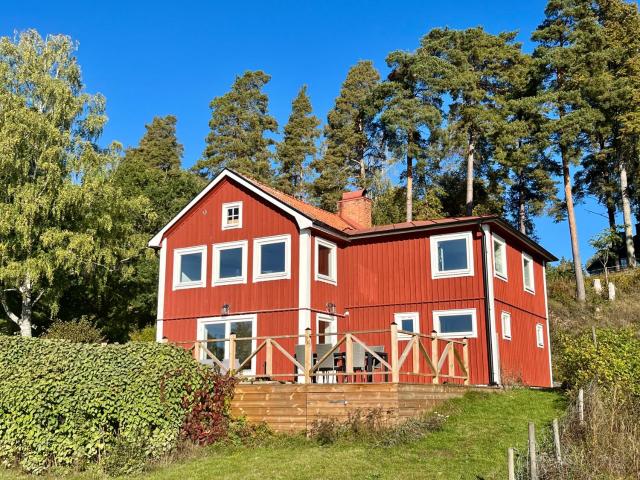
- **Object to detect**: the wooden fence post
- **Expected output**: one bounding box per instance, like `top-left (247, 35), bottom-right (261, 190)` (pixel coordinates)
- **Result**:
top-left (194, 340), bottom-right (201, 362)
top-left (528, 422), bottom-right (538, 480)
top-left (345, 333), bottom-right (353, 378)
top-left (304, 328), bottom-right (312, 384)
top-left (462, 337), bottom-right (470, 385)
top-left (578, 388), bottom-right (585, 425)
top-left (412, 336), bottom-right (420, 375)
top-left (552, 418), bottom-right (562, 464)
top-left (390, 322), bottom-right (399, 383)
top-left (228, 333), bottom-right (237, 375)
top-left (265, 338), bottom-right (273, 378)
top-left (447, 341), bottom-right (455, 378)
top-left (507, 447), bottom-right (515, 480)
top-left (431, 330), bottom-right (439, 384)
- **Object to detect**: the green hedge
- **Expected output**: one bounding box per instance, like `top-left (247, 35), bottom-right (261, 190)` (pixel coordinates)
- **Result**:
top-left (557, 328), bottom-right (640, 396)
top-left (0, 336), bottom-right (203, 473)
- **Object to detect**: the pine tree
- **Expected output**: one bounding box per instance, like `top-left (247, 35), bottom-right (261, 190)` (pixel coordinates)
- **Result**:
top-left (195, 71), bottom-right (278, 181)
top-left (417, 27), bottom-right (524, 216)
top-left (311, 61), bottom-right (383, 211)
top-left (276, 86), bottom-right (320, 199)
top-left (127, 115), bottom-right (183, 172)
top-left (532, 0), bottom-right (598, 301)
top-left (382, 51), bottom-right (442, 222)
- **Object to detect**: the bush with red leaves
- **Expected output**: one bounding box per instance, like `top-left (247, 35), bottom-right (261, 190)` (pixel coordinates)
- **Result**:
top-left (179, 369), bottom-right (238, 446)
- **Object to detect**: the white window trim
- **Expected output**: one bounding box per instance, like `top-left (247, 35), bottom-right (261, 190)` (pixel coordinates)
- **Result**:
top-left (221, 201), bottom-right (243, 230)
top-left (253, 234), bottom-right (291, 282)
top-left (492, 233), bottom-right (508, 281)
top-left (432, 308), bottom-right (478, 338)
top-left (522, 252), bottom-right (535, 294)
top-left (212, 240), bottom-right (248, 286)
top-left (197, 314), bottom-right (257, 374)
top-left (536, 323), bottom-right (545, 348)
top-left (172, 245), bottom-right (207, 290)
top-left (501, 311), bottom-right (512, 340)
top-left (316, 313), bottom-right (337, 345)
top-left (430, 231), bottom-right (474, 279)
top-left (315, 237), bottom-right (338, 285)
top-left (394, 312), bottom-right (420, 340)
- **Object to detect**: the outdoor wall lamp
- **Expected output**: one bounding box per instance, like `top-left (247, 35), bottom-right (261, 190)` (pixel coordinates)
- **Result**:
top-left (326, 302), bottom-right (336, 314)
top-left (221, 304), bottom-right (230, 316)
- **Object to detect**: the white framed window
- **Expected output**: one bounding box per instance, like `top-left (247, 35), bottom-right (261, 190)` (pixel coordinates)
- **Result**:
top-left (493, 234), bottom-right (508, 280)
top-left (315, 237), bottom-right (337, 285)
top-left (172, 246), bottom-right (207, 290)
top-left (536, 323), bottom-right (545, 348)
top-left (212, 240), bottom-right (247, 286)
top-left (221, 201), bottom-right (242, 230)
top-left (198, 314), bottom-right (257, 374)
top-left (394, 312), bottom-right (420, 340)
top-left (522, 253), bottom-right (535, 293)
top-left (430, 231), bottom-right (474, 279)
top-left (501, 311), bottom-right (512, 340)
top-left (253, 234), bottom-right (291, 282)
top-left (316, 313), bottom-right (337, 345)
top-left (433, 308), bottom-right (477, 338)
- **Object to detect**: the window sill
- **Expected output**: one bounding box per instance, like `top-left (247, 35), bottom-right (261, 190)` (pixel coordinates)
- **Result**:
top-left (435, 332), bottom-right (476, 339)
top-left (221, 224), bottom-right (242, 230)
top-left (253, 272), bottom-right (290, 283)
top-left (495, 273), bottom-right (508, 282)
top-left (524, 287), bottom-right (535, 295)
top-left (432, 270), bottom-right (474, 279)
top-left (212, 277), bottom-right (246, 286)
top-left (173, 282), bottom-right (206, 291)
top-left (315, 274), bottom-right (337, 285)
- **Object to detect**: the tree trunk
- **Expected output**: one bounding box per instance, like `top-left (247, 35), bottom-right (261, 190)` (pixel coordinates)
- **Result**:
top-left (606, 199), bottom-right (620, 271)
top-left (465, 139), bottom-right (475, 216)
top-left (562, 149), bottom-right (586, 302)
top-left (406, 154), bottom-right (413, 222)
top-left (518, 190), bottom-right (526, 234)
top-left (19, 286), bottom-right (33, 338)
top-left (619, 160), bottom-right (636, 268)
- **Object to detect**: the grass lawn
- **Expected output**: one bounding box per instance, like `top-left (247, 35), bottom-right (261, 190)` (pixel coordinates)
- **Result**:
top-left (0, 388), bottom-right (565, 480)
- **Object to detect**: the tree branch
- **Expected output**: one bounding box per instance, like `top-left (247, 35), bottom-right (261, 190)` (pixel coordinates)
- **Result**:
top-left (0, 289), bottom-right (20, 325)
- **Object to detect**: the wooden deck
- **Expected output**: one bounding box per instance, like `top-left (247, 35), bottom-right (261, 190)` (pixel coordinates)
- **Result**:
top-left (230, 383), bottom-right (496, 433)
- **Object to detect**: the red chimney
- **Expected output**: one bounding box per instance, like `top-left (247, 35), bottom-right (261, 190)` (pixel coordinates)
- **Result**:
top-left (337, 189), bottom-right (372, 228)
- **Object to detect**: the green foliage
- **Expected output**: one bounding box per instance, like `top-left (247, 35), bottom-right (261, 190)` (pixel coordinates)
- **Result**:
top-left (311, 61), bottom-right (383, 211)
top-left (43, 318), bottom-right (105, 343)
top-left (129, 325), bottom-right (157, 342)
top-left (276, 86), bottom-right (320, 198)
top-left (195, 71), bottom-right (278, 182)
top-left (557, 328), bottom-right (640, 395)
top-left (0, 336), bottom-right (218, 473)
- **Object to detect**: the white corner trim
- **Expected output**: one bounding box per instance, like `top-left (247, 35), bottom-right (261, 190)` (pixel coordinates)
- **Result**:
top-left (212, 240), bottom-right (248, 286)
top-left (172, 245), bottom-right (207, 290)
top-left (481, 224), bottom-right (501, 385)
top-left (156, 238), bottom-right (167, 342)
top-left (542, 262), bottom-right (554, 386)
top-left (430, 231), bottom-right (475, 279)
top-left (252, 234), bottom-right (291, 282)
top-left (314, 237), bottom-right (338, 285)
top-left (148, 169), bottom-right (313, 247)
top-left (298, 229), bottom-right (312, 344)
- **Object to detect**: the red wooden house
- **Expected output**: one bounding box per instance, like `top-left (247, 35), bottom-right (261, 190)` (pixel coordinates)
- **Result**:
top-left (148, 169), bottom-right (556, 387)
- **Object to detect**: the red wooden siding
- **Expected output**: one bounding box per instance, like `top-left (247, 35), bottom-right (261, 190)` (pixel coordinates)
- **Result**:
top-left (491, 226), bottom-right (552, 387)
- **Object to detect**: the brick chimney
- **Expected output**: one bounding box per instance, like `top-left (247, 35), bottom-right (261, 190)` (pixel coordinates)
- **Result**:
top-left (337, 189), bottom-right (372, 228)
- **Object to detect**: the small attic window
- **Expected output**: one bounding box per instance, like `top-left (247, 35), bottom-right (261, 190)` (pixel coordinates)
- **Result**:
top-left (222, 202), bottom-right (242, 230)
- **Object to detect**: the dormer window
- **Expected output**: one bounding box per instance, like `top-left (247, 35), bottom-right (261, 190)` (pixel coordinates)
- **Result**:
top-left (222, 202), bottom-right (242, 230)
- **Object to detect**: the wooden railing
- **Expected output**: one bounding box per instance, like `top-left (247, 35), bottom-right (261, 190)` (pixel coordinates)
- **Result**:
top-left (171, 323), bottom-right (470, 385)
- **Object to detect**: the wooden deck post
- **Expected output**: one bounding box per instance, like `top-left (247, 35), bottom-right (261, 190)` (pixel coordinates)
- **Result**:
top-left (265, 338), bottom-right (273, 378)
top-left (304, 328), bottom-right (312, 384)
top-left (194, 340), bottom-right (201, 362)
top-left (229, 333), bottom-right (237, 375)
top-left (412, 336), bottom-right (420, 375)
top-left (463, 338), bottom-right (470, 385)
top-left (390, 322), bottom-right (399, 383)
top-left (345, 333), bottom-right (353, 377)
top-left (431, 330), bottom-right (439, 384)
top-left (447, 340), bottom-right (455, 378)
top-left (529, 422), bottom-right (538, 480)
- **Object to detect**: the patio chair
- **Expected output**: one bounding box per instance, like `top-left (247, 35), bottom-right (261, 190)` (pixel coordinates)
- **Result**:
top-left (294, 344), bottom-right (307, 380)
top-left (347, 342), bottom-right (366, 383)
top-left (367, 346), bottom-right (387, 382)
top-left (316, 343), bottom-right (338, 383)
top-left (220, 358), bottom-right (241, 375)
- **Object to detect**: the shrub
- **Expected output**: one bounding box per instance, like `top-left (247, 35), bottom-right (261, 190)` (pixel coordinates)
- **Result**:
top-left (43, 317), bottom-right (105, 343)
top-left (0, 336), bottom-right (235, 474)
top-left (557, 328), bottom-right (640, 396)
top-left (129, 325), bottom-right (156, 342)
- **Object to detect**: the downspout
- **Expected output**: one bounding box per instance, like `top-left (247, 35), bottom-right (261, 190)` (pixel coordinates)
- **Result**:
top-left (481, 224), bottom-right (501, 385)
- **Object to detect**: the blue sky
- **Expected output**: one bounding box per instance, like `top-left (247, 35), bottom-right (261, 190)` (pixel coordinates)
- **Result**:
top-left (2, 0), bottom-right (620, 264)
